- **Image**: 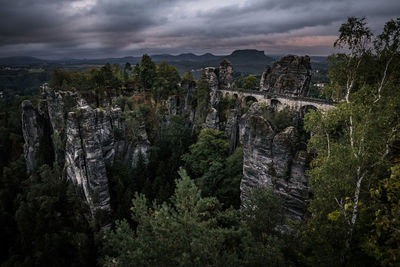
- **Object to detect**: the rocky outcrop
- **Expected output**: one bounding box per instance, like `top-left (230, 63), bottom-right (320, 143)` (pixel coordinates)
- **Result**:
top-left (21, 87), bottom-right (151, 219)
top-left (112, 115), bottom-right (150, 169)
top-left (22, 98), bottom-right (55, 174)
top-left (203, 59), bottom-right (234, 109)
top-left (182, 79), bottom-right (197, 125)
top-left (225, 109), bottom-right (239, 153)
top-left (65, 105), bottom-right (111, 214)
top-left (219, 59), bottom-right (233, 90)
top-left (22, 55), bottom-right (314, 225)
top-left (240, 103), bottom-right (309, 221)
top-left (127, 123), bottom-right (151, 169)
top-left (167, 95), bottom-right (181, 117)
top-left (182, 78), bottom-right (196, 112)
top-left (22, 100), bottom-right (42, 174)
top-left (203, 108), bottom-right (219, 130)
top-left (42, 87), bottom-right (72, 164)
top-left (260, 55), bottom-right (311, 96)
top-left (203, 67), bottom-right (220, 108)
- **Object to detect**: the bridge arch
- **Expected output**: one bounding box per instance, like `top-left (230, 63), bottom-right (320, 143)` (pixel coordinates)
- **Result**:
top-left (218, 89), bottom-right (334, 112)
top-left (270, 99), bottom-right (282, 110)
top-left (300, 104), bottom-right (317, 118)
top-left (244, 95), bottom-right (258, 106)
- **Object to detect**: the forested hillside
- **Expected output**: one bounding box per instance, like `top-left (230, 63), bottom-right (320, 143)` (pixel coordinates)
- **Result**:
top-left (0, 17), bottom-right (399, 267)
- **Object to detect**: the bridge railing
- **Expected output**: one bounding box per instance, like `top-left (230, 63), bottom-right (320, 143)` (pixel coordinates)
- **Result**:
top-left (219, 88), bottom-right (336, 105)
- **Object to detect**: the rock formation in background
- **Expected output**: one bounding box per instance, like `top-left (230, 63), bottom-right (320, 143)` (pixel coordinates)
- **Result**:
top-left (203, 67), bottom-right (220, 109)
top-left (218, 59), bottom-right (234, 90)
top-left (260, 55), bottom-right (312, 96)
top-left (182, 78), bottom-right (197, 125)
top-left (225, 109), bottom-right (239, 153)
top-left (202, 59), bottom-right (234, 129)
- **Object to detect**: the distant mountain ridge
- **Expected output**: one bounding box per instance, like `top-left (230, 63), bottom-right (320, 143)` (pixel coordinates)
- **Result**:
top-left (0, 56), bottom-right (46, 65)
top-left (0, 49), bottom-right (271, 65)
top-left (0, 50), bottom-right (326, 75)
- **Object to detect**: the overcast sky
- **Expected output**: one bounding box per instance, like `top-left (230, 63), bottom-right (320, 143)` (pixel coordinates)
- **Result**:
top-left (0, 0), bottom-right (399, 58)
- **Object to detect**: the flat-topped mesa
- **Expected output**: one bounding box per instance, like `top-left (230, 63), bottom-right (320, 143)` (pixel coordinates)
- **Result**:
top-left (260, 55), bottom-right (312, 97)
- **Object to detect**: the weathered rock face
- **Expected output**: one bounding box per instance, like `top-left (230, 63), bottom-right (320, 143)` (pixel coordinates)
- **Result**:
top-left (219, 59), bottom-right (233, 90)
top-left (225, 109), bottom-right (239, 153)
top-left (182, 79), bottom-right (197, 125)
top-left (42, 88), bottom-right (72, 164)
top-left (21, 87), bottom-right (151, 218)
top-left (64, 105), bottom-right (111, 214)
top-left (182, 79), bottom-right (196, 112)
top-left (22, 100), bottom-right (42, 174)
top-left (260, 55), bottom-right (311, 96)
top-left (113, 119), bottom-right (150, 170)
top-left (166, 95), bottom-right (181, 117)
top-left (240, 103), bottom-right (309, 221)
top-left (203, 59), bottom-right (234, 109)
top-left (127, 123), bottom-right (151, 169)
top-left (204, 67), bottom-right (220, 108)
top-left (204, 107), bottom-right (219, 130)
top-left (22, 55), bottom-right (314, 225)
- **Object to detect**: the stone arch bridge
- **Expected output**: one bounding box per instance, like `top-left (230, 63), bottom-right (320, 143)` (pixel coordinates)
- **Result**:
top-left (220, 89), bottom-right (335, 111)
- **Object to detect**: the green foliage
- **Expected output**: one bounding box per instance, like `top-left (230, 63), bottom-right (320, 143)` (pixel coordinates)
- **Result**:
top-left (123, 62), bottom-right (131, 81)
top-left (100, 169), bottom-right (285, 266)
top-left (323, 54), bottom-right (348, 100)
top-left (3, 165), bottom-right (95, 267)
top-left (242, 187), bottom-right (284, 242)
top-left (334, 17), bottom-right (372, 53)
top-left (49, 63), bottom-right (123, 95)
top-left (115, 95), bottom-right (133, 111)
top-left (0, 68), bottom-right (51, 98)
top-left (234, 76), bottom-right (244, 89)
top-left (139, 54), bottom-right (157, 90)
top-left (218, 95), bottom-right (239, 114)
top-left (182, 128), bottom-right (230, 178)
top-left (123, 104), bottom-right (152, 143)
top-left (195, 71), bottom-right (210, 124)
top-left (198, 147), bottom-right (243, 208)
top-left (181, 71), bottom-right (195, 82)
top-left (182, 129), bottom-right (242, 208)
top-left (243, 75), bottom-right (258, 90)
top-left (0, 156), bottom-right (26, 263)
top-left (1, 97), bottom-right (97, 265)
top-left (147, 115), bottom-right (194, 202)
top-left (154, 62), bottom-right (181, 100)
top-left (301, 17), bottom-right (400, 265)
top-left (3, 18), bottom-right (400, 266)
top-left (262, 106), bottom-right (294, 132)
top-left (107, 160), bottom-right (138, 220)
top-left (367, 164), bottom-right (400, 266)
top-left (0, 97), bottom-right (24, 169)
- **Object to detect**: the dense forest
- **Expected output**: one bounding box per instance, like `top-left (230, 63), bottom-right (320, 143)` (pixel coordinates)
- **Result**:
top-left (0, 17), bottom-right (399, 266)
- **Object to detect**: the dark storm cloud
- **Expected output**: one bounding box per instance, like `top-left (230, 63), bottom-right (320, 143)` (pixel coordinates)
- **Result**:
top-left (0, 0), bottom-right (399, 58)
top-left (0, 0), bottom-right (71, 43)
